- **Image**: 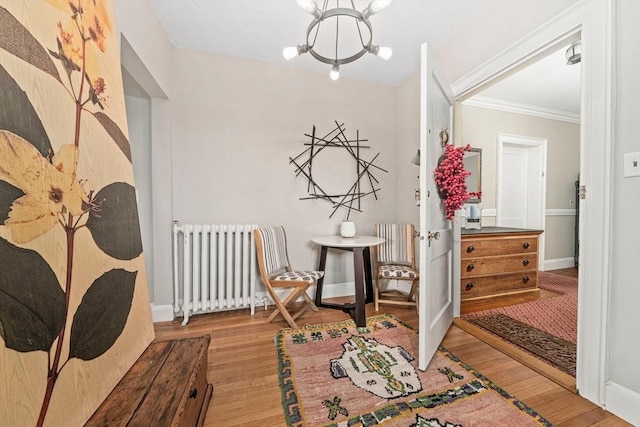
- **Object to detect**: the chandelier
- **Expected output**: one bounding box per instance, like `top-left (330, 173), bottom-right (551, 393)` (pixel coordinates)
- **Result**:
top-left (283, 0), bottom-right (393, 80)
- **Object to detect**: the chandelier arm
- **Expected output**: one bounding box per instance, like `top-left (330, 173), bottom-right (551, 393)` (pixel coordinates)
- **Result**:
top-left (351, 0), bottom-right (366, 47)
top-left (310, 0), bottom-right (329, 48)
top-left (334, 14), bottom-right (339, 61)
top-left (305, 8), bottom-right (373, 65)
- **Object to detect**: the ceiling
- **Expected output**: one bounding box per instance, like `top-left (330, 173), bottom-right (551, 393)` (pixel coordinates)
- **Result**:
top-left (150, 0), bottom-right (580, 119)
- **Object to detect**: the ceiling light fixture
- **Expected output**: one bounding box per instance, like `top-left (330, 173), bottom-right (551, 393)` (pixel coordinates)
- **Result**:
top-left (565, 40), bottom-right (581, 65)
top-left (283, 0), bottom-right (393, 80)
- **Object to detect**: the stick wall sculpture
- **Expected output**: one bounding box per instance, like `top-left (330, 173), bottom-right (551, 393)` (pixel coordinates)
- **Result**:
top-left (289, 121), bottom-right (387, 219)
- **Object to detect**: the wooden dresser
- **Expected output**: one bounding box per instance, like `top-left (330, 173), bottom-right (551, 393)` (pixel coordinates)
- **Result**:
top-left (460, 227), bottom-right (543, 307)
top-left (87, 335), bottom-right (212, 427)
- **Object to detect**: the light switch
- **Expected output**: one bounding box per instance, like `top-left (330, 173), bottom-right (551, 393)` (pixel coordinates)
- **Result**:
top-left (624, 152), bottom-right (640, 177)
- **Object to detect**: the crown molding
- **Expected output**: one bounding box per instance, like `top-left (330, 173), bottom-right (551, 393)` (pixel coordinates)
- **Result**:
top-left (462, 96), bottom-right (580, 124)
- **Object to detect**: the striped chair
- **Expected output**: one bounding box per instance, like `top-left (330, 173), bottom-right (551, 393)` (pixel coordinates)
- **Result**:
top-left (372, 224), bottom-right (419, 313)
top-left (253, 226), bottom-right (322, 329)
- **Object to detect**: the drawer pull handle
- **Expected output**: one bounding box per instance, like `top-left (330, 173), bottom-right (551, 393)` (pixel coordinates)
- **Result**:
top-left (189, 388), bottom-right (198, 399)
top-left (522, 259), bottom-right (530, 266)
top-left (466, 246), bottom-right (475, 253)
top-left (523, 242), bottom-right (530, 249)
top-left (466, 264), bottom-right (474, 271)
top-left (523, 276), bottom-right (530, 283)
top-left (466, 282), bottom-right (474, 290)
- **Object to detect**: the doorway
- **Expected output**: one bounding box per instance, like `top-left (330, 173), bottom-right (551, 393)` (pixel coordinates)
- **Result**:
top-left (497, 133), bottom-right (547, 268)
top-left (455, 41), bottom-right (580, 390)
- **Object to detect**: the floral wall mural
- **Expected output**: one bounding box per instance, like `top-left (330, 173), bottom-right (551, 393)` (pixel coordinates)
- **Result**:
top-left (0, 1), bottom-right (154, 425)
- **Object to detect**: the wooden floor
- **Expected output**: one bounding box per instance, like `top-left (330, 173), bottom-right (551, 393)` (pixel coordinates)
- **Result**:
top-left (154, 290), bottom-right (629, 427)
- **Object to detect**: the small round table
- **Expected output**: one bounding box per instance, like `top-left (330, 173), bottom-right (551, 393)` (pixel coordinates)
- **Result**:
top-left (311, 235), bottom-right (385, 327)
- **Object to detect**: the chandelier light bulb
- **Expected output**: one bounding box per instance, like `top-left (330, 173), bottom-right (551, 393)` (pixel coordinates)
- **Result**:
top-left (376, 46), bottom-right (392, 60)
top-left (283, 46), bottom-right (299, 60)
top-left (330, 64), bottom-right (340, 81)
top-left (369, 0), bottom-right (392, 14)
top-left (296, 0), bottom-right (318, 15)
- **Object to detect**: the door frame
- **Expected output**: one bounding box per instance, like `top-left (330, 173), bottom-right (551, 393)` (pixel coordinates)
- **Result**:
top-left (496, 133), bottom-right (547, 268)
top-left (450, 0), bottom-right (613, 406)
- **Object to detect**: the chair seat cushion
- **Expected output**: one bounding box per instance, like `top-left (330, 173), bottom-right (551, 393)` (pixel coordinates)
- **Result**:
top-left (273, 270), bottom-right (324, 284)
top-left (378, 264), bottom-right (418, 279)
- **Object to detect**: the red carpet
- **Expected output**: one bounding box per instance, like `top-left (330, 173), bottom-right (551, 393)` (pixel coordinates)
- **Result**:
top-left (462, 271), bottom-right (577, 343)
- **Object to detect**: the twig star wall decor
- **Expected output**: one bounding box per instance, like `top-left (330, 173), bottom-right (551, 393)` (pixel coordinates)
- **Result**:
top-left (289, 121), bottom-right (387, 219)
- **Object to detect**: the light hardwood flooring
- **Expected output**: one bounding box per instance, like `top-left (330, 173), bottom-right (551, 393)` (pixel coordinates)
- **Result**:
top-left (155, 289), bottom-right (628, 427)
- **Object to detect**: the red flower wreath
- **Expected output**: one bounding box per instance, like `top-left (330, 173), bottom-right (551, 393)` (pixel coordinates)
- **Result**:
top-left (434, 143), bottom-right (482, 220)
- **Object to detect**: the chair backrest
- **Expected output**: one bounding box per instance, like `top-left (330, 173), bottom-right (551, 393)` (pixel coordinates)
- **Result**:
top-left (254, 226), bottom-right (291, 277)
top-left (375, 224), bottom-right (415, 266)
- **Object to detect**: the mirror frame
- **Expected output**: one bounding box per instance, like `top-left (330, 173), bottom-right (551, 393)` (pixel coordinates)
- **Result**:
top-left (464, 148), bottom-right (482, 203)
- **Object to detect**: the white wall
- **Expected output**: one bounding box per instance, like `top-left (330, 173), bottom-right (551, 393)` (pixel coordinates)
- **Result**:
top-left (124, 88), bottom-right (153, 299)
top-left (396, 72), bottom-right (421, 226)
top-left (606, 0), bottom-right (640, 421)
top-left (115, 0), bottom-right (174, 309)
top-left (170, 49), bottom-right (398, 288)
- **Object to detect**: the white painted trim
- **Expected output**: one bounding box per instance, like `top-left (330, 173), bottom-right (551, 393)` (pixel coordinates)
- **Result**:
top-left (450, 0), bottom-right (614, 410)
top-left (482, 208), bottom-right (496, 217)
top-left (463, 96), bottom-right (580, 124)
top-left (451, 2), bottom-right (583, 99)
top-left (151, 304), bottom-right (174, 323)
top-left (577, 0), bottom-right (614, 407)
top-left (546, 208), bottom-right (577, 216)
top-left (604, 382), bottom-right (640, 426)
top-left (544, 257), bottom-right (576, 271)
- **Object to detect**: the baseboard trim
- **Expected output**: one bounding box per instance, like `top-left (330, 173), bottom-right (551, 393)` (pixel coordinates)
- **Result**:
top-left (604, 381), bottom-right (640, 426)
top-left (544, 257), bottom-right (576, 271)
top-left (151, 304), bottom-right (175, 323)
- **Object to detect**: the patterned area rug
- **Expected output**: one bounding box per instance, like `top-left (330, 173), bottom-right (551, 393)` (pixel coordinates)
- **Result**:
top-left (468, 314), bottom-right (576, 376)
top-left (462, 272), bottom-right (578, 377)
top-left (462, 271), bottom-right (578, 343)
top-left (276, 314), bottom-right (552, 427)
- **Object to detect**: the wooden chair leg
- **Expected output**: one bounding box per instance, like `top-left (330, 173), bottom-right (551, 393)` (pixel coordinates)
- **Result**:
top-left (301, 291), bottom-right (319, 312)
top-left (267, 284), bottom-right (317, 329)
top-left (266, 287), bottom-right (301, 329)
top-left (374, 277), bottom-right (381, 311)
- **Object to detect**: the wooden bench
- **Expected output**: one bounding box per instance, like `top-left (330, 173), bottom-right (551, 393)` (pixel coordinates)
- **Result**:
top-left (87, 335), bottom-right (213, 426)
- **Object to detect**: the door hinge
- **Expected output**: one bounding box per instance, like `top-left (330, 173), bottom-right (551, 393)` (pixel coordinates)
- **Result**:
top-left (578, 185), bottom-right (586, 199)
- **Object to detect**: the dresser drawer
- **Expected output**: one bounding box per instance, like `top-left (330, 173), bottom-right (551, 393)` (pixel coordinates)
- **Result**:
top-left (461, 254), bottom-right (537, 278)
top-left (461, 271), bottom-right (538, 299)
top-left (461, 236), bottom-right (538, 259)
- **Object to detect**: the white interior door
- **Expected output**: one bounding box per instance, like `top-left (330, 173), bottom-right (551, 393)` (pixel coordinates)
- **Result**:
top-left (497, 134), bottom-right (547, 267)
top-left (418, 43), bottom-right (455, 370)
top-left (499, 146), bottom-right (529, 227)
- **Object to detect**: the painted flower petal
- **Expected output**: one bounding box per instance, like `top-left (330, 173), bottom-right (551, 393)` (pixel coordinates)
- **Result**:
top-left (4, 195), bottom-right (59, 243)
top-left (0, 131), bottom-right (88, 239)
top-left (0, 130), bottom-right (52, 197)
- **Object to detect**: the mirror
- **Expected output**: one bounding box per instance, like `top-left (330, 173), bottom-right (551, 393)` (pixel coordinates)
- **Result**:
top-left (463, 148), bottom-right (482, 203)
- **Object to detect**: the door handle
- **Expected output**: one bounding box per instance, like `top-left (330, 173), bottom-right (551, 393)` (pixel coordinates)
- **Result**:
top-left (427, 231), bottom-right (440, 247)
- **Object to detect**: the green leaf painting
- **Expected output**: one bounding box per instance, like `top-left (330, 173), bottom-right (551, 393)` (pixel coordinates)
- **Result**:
top-left (0, 238), bottom-right (65, 352)
top-left (93, 111), bottom-right (132, 162)
top-left (69, 269), bottom-right (136, 361)
top-left (0, 6), bottom-right (62, 83)
top-left (0, 65), bottom-right (53, 157)
top-left (87, 182), bottom-right (143, 260)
